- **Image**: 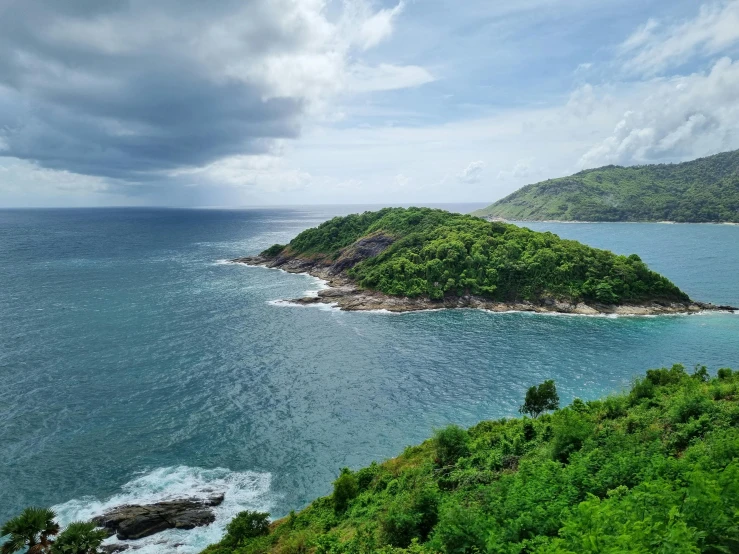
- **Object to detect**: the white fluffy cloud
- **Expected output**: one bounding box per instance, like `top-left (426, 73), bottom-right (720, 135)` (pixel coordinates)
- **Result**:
top-left (497, 160), bottom-right (534, 181)
top-left (620, 1), bottom-right (739, 76)
top-left (458, 161), bottom-right (486, 184)
top-left (580, 57), bottom-right (739, 167)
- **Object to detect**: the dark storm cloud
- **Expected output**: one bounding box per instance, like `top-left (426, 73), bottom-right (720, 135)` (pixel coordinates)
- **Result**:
top-left (0, 0), bottom-right (311, 182)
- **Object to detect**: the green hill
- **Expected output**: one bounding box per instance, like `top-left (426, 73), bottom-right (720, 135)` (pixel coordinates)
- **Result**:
top-left (203, 365), bottom-right (739, 554)
top-left (256, 207), bottom-right (689, 307)
top-left (473, 150), bottom-right (739, 222)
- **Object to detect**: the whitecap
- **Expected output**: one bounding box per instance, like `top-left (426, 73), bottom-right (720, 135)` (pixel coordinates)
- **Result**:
top-left (267, 299), bottom-right (340, 312)
top-left (52, 466), bottom-right (274, 554)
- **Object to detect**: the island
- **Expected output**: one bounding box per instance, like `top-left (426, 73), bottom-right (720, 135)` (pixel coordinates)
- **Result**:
top-left (202, 365), bottom-right (739, 554)
top-left (472, 149), bottom-right (739, 222)
top-left (234, 207), bottom-right (733, 315)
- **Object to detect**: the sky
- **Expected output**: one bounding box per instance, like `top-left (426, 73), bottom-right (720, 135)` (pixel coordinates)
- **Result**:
top-left (0, 0), bottom-right (738, 207)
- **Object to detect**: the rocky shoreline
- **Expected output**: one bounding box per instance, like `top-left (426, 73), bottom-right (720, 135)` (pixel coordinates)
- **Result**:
top-left (82, 495), bottom-right (225, 552)
top-left (231, 253), bottom-right (737, 317)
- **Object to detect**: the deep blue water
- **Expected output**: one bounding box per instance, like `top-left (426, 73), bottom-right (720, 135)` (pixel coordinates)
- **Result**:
top-left (1, 207), bottom-right (738, 552)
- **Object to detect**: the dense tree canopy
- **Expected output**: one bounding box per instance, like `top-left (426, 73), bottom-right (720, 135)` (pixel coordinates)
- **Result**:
top-left (263, 207), bottom-right (688, 305)
top-left (202, 365), bottom-right (739, 554)
top-left (473, 149), bottom-right (739, 222)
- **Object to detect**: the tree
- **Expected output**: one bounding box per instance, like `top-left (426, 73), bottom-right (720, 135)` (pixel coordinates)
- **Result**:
top-left (519, 380), bottom-right (559, 418)
top-left (50, 522), bottom-right (107, 554)
top-left (1, 507), bottom-right (60, 554)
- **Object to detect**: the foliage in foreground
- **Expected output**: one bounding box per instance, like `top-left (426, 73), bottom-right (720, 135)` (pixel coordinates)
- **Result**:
top-left (202, 365), bottom-right (739, 554)
top-left (262, 207), bottom-right (687, 305)
top-left (0, 509), bottom-right (105, 554)
top-left (473, 149), bottom-right (739, 222)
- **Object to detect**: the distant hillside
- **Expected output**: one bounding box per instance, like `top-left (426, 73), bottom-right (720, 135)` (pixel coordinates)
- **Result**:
top-left (473, 150), bottom-right (739, 222)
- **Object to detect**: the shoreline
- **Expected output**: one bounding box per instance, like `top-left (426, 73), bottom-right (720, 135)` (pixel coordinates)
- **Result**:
top-left (479, 217), bottom-right (739, 226)
top-left (230, 256), bottom-right (737, 317)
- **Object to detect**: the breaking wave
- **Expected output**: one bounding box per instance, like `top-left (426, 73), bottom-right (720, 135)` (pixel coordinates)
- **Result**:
top-left (52, 466), bottom-right (275, 554)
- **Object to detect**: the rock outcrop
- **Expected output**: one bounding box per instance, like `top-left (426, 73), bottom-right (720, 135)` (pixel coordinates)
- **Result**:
top-left (91, 495), bottom-right (223, 540)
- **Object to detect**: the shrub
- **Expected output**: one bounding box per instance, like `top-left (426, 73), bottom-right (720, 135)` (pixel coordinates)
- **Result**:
top-left (429, 504), bottom-right (489, 554)
top-left (692, 365), bottom-right (709, 382)
top-left (223, 511), bottom-right (270, 546)
top-left (434, 426), bottom-right (470, 468)
top-left (380, 487), bottom-right (439, 547)
top-left (522, 419), bottom-right (536, 442)
top-left (261, 243), bottom-right (286, 257)
top-left (356, 462), bottom-right (380, 492)
top-left (333, 468), bottom-right (359, 513)
top-left (670, 393), bottom-right (712, 424)
top-left (646, 364), bottom-right (686, 387)
top-left (718, 368), bottom-right (733, 380)
top-left (551, 410), bottom-right (595, 463)
top-left (630, 377), bottom-right (656, 403)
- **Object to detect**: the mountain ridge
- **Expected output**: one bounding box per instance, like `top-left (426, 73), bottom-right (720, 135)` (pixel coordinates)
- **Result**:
top-left (473, 150), bottom-right (739, 222)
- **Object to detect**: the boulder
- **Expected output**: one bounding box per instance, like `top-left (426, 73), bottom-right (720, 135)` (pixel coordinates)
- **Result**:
top-left (91, 495), bottom-right (224, 540)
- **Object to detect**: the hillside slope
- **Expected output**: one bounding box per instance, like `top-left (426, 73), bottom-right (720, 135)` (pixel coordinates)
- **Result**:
top-left (203, 365), bottom-right (739, 554)
top-left (233, 207), bottom-right (712, 314)
top-left (473, 150), bottom-right (739, 222)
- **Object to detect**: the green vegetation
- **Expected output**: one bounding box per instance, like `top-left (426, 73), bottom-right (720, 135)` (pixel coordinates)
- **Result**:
top-left (263, 207), bottom-right (688, 305)
top-left (221, 512), bottom-right (272, 549)
top-left (50, 523), bottom-right (107, 554)
top-left (203, 365), bottom-right (739, 554)
top-left (1, 507), bottom-right (59, 554)
top-left (473, 149), bottom-right (739, 222)
top-left (519, 380), bottom-right (559, 419)
top-left (0, 510), bottom-right (106, 554)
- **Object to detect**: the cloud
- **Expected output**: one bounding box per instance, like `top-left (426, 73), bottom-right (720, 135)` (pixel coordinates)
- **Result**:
top-left (346, 63), bottom-right (435, 93)
top-left (580, 57), bottom-right (739, 167)
top-left (458, 160), bottom-right (485, 184)
top-left (356, 2), bottom-right (405, 50)
top-left (170, 153), bottom-right (313, 193)
top-left (0, 0), bottom-right (421, 190)
top-left (0, 157), bottom-right (110, 197)
top-left (619, 1), bottom-right (739, 76)
top-left (394, 173), bottom-right (411, 188)
top-left (497, 159), bottom-right (534, 181)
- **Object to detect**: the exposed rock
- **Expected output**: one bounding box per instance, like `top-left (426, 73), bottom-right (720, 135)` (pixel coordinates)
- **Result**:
top-left (91, 495), bottom-right (223, 541)
top-left (328, 232), bottom-right (395, 274)
top-left (232, 246), bottom-right (737, 316)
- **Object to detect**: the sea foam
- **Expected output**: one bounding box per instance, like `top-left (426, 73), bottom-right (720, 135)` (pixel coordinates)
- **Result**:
top-left (52, 466), bottom-right (274, 554)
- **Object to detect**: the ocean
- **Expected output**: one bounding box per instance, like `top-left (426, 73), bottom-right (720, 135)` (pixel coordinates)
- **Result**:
top-left (1, 206), bottom-right (738, 553)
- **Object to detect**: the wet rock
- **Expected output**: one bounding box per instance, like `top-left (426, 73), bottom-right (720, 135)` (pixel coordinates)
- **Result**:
top-left (91, 495), bottom-right (223, 541)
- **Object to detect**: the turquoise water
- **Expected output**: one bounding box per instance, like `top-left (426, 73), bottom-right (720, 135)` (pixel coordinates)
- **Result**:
top-left (1, 207), bottom-right (738, 552)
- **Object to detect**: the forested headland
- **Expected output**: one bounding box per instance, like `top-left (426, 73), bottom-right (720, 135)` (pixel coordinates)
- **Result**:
top-left (473, 149), bottom-right (739, 222)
